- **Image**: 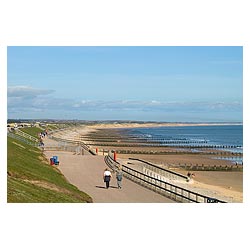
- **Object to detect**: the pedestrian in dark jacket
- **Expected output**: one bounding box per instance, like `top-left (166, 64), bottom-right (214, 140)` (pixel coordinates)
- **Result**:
top-left (116, 165), bottom-right (123, 189)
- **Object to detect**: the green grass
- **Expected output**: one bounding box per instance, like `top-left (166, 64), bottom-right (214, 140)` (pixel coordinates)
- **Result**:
top-left (46, 124), bottom-right (59, 130)
top-left (7, 136), bottom-right (92, 203)
top-left (19, 127), bottom-right (44, 138)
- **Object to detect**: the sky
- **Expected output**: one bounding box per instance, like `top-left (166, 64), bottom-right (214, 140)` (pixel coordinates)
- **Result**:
top-left (7, 46), bottom-right (243, 122)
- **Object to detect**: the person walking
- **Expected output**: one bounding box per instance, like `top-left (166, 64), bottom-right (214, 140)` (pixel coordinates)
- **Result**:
top-left (103, 168), bottom-right (112, 189)
top-left (116, 165), bottom-right (123, 189)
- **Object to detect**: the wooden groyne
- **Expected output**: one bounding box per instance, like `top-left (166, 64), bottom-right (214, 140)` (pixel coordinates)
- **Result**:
top-left (113, 149), bottom-right (242, 156)
top-left (177, 163), bottom-right (243, 171)
top-left (85, 142), bottom-right (242, 149)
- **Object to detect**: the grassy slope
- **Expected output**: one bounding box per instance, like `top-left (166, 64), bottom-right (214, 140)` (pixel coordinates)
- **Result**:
top-left (19, 127), bottom-right (44, 137)
top-left (8, 135), bottom-right (92, 203)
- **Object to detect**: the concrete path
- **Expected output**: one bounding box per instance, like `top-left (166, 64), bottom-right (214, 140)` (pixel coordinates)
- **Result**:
top-left (43, 149), bottom-right (174, 203)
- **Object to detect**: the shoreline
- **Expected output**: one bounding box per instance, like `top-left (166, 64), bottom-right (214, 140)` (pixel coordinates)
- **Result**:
top-left (86, 122), bottom-right (242, 129)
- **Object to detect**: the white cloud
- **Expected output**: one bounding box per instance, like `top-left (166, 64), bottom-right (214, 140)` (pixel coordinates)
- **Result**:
top-left (8, 85), bottom-right (54, 97)
top-left (150, 100), bottom-right (161, 104)
top-left (7, 85), bottom-right (242, 120)
top-left (70, 100), bottom-right (242, 113)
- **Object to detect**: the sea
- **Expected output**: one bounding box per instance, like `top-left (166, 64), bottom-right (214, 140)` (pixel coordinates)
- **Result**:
top-left (122, 124), bottom-right (243, 163)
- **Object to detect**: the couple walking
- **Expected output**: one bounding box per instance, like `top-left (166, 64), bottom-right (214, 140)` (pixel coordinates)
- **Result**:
top-left (103, 165), bottom-right (123, 189)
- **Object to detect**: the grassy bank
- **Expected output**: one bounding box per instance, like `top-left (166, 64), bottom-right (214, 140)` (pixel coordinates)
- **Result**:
top-left (19, 126), bottom-right (43, 137)
top-left (7, 133), bottom-right (92, 203)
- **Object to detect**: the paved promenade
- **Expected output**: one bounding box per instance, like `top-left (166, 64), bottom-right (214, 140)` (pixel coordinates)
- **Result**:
top-left (43, 138), bottom-right (174, 202)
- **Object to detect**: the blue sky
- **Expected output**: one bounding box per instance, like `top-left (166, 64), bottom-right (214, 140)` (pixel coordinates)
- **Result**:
top-left (7, 46), bottom-right (243, 122)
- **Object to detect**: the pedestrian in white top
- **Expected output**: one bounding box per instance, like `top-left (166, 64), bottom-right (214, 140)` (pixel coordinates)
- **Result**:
top-left (103, 168), bottom-right (112, 189)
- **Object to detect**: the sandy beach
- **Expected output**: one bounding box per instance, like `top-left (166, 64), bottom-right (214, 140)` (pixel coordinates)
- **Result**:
top-left (87, 122), bottom-right (241, 129)
top-left (51, 123), bottom-right (243, 202)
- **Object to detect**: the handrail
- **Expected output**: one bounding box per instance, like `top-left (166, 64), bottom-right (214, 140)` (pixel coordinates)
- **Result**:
top-left (128, 157), bottom-right (188, 181)
top-left (49, 135), bottom-right (97, 155)
top-left (43, 145), bottom-right (82, 152)
top-left (15, 129), bottom-right (39, 142)
top-left (105, 155), bottom-right (227, 203)
top-left (8, 132), bottom-right (39, 147)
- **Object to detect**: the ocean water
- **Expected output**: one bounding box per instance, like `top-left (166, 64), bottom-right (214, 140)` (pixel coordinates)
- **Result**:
top-left (124, 125), bottom-right (243, 154)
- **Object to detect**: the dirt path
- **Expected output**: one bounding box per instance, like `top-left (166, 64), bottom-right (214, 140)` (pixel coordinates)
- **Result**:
top-left (43, 150), bottom-right (174, 203)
